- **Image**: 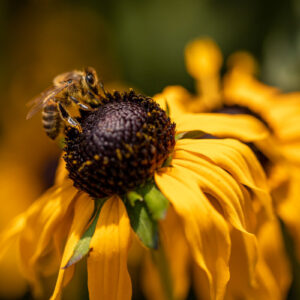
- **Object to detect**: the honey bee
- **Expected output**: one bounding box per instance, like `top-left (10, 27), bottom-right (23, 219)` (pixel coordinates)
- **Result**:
top-left (27, 67), bottom-right (103, 139)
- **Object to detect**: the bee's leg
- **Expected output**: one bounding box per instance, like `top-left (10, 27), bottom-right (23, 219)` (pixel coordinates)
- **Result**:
top-left (58, 102), bottom-right (82, 132)
top-left (99, 81), bottom-right (111, 98)
top-left (99, 81), bottom-right (107, 95)
top-left (69, 96), bottom-right (90, 110)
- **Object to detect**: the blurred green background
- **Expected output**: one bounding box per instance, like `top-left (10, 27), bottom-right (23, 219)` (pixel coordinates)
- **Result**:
top-left (0, 0), bottom-right (299, 299)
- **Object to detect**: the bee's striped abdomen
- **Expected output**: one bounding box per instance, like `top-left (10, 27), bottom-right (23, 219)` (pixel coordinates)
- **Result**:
top-left (42, 103), bottom-right (61, 139)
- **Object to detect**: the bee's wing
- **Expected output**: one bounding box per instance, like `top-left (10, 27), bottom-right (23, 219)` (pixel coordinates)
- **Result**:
top-left (53, 71), bottom-right (82, 86)
top-left (26, 85), bottom-right (55, 107)
top-left (26, 84), bottom-right (69, 120)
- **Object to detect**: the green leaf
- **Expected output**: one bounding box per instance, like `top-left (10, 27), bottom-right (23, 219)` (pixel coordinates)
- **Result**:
top-left (143, 185), bottom-right (169, 220)
top-left (63, 197), bottom-right (106, 268)
top-left (175, 130), bottom-right (206, 141)
top-left (126, 200), bottom-right (158, 249)
top-left (126, 190), bottom-right (143, 206)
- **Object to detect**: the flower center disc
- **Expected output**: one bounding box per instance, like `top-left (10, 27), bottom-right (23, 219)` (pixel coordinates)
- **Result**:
top-left (64, 90), bottom-right (176, 198)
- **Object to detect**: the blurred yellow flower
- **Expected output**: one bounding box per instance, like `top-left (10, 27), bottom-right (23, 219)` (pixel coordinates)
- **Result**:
top-left (0, 87), bottom-right (280, 300)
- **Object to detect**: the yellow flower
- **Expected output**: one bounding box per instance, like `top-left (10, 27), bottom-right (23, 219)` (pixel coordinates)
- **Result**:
top-left (0, 88), bottom-right (282, 300)
top-left (147, 38), bottom-right (294, 299)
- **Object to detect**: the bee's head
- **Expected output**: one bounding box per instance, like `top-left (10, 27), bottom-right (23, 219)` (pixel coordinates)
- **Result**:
top-left (84, 67), bottom-right (99, 94)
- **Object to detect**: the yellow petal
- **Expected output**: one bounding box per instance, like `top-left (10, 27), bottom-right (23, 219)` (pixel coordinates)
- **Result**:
top-left (276, 167), bottom-right (300, 261)
top-left (54, 155), bottom-right (69, 186)
top-left (194, 230), bottom-right (257, 300)
top-left (185, 38), bottom-right (222, 80)
top-left (175, 139), bottom-right (273, 218)
top-left (257, 220), bottom-right (291, 299)
top-left (173, 151), bottom-right (253, 233)
top-left (0, 213), bottom-right (26, 260)
top-left (226, 220), bottom-right (290, 300)
top-left (153, 86), bottom-right (192, 119)
top-left (227, 51), bottom-right (258, 75)
top-left (155, 167), bottom-right (230, 300)
top-left (176, 113), bottom-right (269, 142)
top-left (87, 196), bottom-right (132, 300)
top-left (185, 38), bottom-right (222, 99)
top-left (29, 182), bottom-right (78, 269)
top-left (142, 207), bottom-right (191, 300)
top-left (223, 70), bottom-right (278, 117)
top-left (18, 181), bottom-right (77, 295)
top-left (50, 193), bottom-right (94, 300)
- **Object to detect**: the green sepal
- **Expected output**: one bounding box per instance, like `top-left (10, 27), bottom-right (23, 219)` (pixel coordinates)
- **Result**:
top-left (140, 184), bottom-right (169, 221)
top-left (162, 154), bottom-right (173, 168)
top-left (165, 101), bottom-right (170, 117)
top-left (57, 137), bottom-right (66, 150)
top-left (175, 130), bottom-right (205, 141)
top-left (126, 190), bottom-right (143, 206)
top-left (126, 200), bottom-right (158, 249)
top-left (63, 197), bottom-right (107, 268)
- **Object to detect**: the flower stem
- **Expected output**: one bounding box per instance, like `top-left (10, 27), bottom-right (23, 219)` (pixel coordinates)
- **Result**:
top-left (151, 245), bottom-right (174, 300)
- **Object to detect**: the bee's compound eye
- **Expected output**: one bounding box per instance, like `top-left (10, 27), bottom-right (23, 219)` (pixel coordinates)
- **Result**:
top-left (86, 73), bottom-right (95, 86)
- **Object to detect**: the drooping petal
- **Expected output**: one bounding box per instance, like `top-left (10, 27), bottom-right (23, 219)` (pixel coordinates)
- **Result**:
top-left (224, 221), bottom-right (291, 300)
top-left (142, 207), bottom-right (191, 300)
top-left (184, 38), bottom-right (222, 100)
top-left (257, 220), bottom-right (291, 299)
top-left (50, 193), bottom-right (94, 300)
top-left (155, 167), bottom-right (230, 300)
top-left (28, 181), bottom-right (77, 267)
top-left (172, 150), bottom-right (255, 234)
top-left (176, 113), bottom-right (269, 142)
top-left (223, 70), bottom-right (278, 117)
top-left (227, 51), bottom-right (258, 75)
top-left (18, 181), bottom-right (78, 295)
top-left (275, 166), bottom-right (300, 260)
top-left (193, 229), bottom-right (257, 300)
top-left (175, 138), bottom-right (273, 218)
top-left (154, 86), bottom-right (193, 119)
top-left (87, 195), bottom-right (132, 300)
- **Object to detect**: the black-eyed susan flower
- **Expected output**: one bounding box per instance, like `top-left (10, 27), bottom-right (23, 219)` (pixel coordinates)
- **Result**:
top-left (0, 87), bottom-right (287, 300)
top-left (184, 38), bottom-right (300, 263)
top-left (152, 38), bottom-right (294, 299)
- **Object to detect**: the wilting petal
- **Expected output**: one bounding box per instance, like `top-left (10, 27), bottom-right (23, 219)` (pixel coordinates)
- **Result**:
top-left (175, 139), bottom-right (273, 218)
top-left (154, 86), bottom-right (193, 119)
top-left (0, 214), bottom-right (26, 260)
top-left (227, 51), bottom-right (258, 75)
top-left (18, 181), bottom-right (77, 295)
top-left (257, 220), bottom-right (291, 299)
top-left (184, 38), bottom-right (222, 100)
top-left (142, 207), bottom-right (191, 300)
top-left (51, 193), bottom-right (94, 300)
top-left (223, 70), bottom-right (278, 115)
top-left (185, 38), bottom-right (222, 80)
top-left (155, 167), bottom-right (230, 300)
top-left (224, 228), bottom-right (259, 300)
top-left (276, 167), bottom-right (300, 260)
top-left (87, 196), bottom-right (132, 300)
top-left (176, 113), bottom-right (269, 142)
top-left (173, 150), bottom-right (255, 234)
top-left (29, 182), bottom-right (77, 267)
